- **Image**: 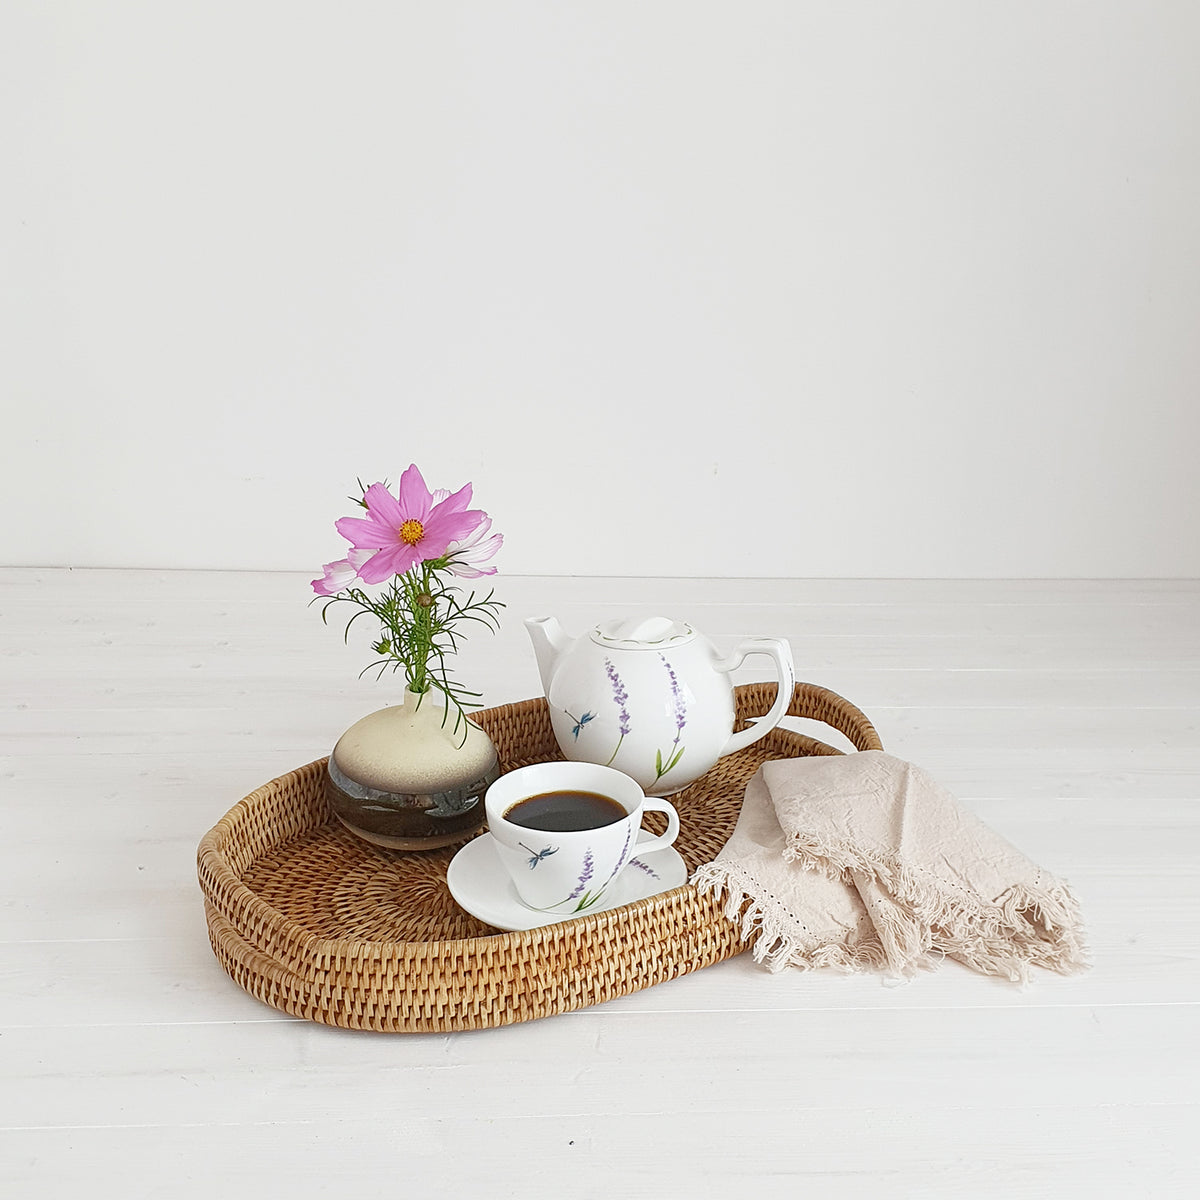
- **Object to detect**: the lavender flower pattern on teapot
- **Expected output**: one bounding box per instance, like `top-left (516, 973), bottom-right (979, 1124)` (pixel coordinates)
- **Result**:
top-left (526, 616), bottom-right (795, 795)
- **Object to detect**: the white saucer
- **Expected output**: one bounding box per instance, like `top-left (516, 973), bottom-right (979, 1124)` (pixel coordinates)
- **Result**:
top-left (446, 833), bottom-right (688, 932)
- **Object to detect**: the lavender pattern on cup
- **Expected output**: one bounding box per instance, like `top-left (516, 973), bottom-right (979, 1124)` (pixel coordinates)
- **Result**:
top-left (628, 857), bottom-right (662, 881)
top-left (566, 848), bottom-right (593, 898)
top-left (599, 821), bottom-right (634, 890)
top-left (652, 654), bottom-right (687, 785)
top-left (603, 656), bottom-right (631, 767)
top-left (553, 847), bottom-right (604, 912)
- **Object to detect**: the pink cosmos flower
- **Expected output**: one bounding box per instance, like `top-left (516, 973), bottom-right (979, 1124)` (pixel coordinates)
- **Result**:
top-left (444, 515), bottom-right (503, 579)
top-left (333, 464), bottom-right (485, 584)
top-left (311, 548), bottom-right (372, 596)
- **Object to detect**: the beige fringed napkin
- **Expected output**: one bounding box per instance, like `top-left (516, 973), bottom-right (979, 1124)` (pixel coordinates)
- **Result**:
top-left (691, 751), bottom-right (1087, 982)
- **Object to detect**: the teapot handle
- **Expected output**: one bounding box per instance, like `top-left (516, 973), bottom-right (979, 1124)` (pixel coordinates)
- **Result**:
top-left (716, 637), bottom-right (797, 757)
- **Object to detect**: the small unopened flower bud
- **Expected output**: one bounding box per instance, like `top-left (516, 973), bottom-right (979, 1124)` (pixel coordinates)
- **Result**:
top-left (416, 592), bottom-right (434, 609)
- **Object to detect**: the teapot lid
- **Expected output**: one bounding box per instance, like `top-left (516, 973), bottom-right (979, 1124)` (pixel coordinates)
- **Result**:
top-left (590, 616), bottom-right (696, 649)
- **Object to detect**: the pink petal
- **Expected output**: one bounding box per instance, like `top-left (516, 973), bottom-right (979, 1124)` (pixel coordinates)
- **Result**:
top-left (311, 556), bottom-right (360, 595)
top-left (469, 531), bottom-right (503, 559)
top-left (446, 561), bottom-right (493, 579)
top-left (445, 525), bottom-right (502, 578)
top-left (405, 528), bottom-right (453, 561)
top-left (356, 543), bottom-right (420, 584)
top-left (361, 481), bottom-right (405, 529)
top-left (395, 464), bottom-right (434, 523)
top-left (335, 513), bottom-right (396, 550)
top-left (424, 506), bottom-right (487, 550)
top-left (449, 516), bottom-right (495, 553)
top-left (430, 480), bottom-right (473, 517)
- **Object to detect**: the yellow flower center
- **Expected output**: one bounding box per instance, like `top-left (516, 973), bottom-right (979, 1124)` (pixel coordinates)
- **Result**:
top-left (399, 519), bottom-right (424, 546)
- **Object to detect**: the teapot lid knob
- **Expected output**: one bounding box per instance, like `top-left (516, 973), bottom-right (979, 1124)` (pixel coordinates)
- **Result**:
top-left (591, 616), bottom-right (695, 648)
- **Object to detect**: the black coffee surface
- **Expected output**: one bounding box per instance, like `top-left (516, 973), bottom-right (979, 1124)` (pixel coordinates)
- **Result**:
top-left (504, 790), bottom-right (627, 832)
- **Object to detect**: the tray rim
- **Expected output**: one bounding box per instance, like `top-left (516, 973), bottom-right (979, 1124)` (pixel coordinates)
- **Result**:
top-left (197, 681), bottom-right (883, 1029)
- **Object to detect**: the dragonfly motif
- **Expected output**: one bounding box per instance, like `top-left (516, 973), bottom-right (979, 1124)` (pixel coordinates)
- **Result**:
top-left (519, 842), bottom-right (558, 869)
top-left (564, 709), bottom-right (596, 740)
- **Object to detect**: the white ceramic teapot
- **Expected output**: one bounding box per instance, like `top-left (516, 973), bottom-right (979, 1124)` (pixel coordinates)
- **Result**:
top-left (526, 615), bottom-right (796, 795)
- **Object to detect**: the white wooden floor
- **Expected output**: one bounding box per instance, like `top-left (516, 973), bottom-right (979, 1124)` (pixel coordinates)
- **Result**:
top-left (2, 569), bottom-right (1198, 1199)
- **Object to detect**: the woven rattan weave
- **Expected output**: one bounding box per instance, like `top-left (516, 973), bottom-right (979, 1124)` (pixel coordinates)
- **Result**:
top-left (197, 682), bottom-right (882, 1032)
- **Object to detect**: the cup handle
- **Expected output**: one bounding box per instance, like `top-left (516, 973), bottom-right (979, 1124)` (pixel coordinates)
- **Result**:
top-left (716, 636), bottom-right (797, 757)
top-left (631, 796), bottom-right (680, 860)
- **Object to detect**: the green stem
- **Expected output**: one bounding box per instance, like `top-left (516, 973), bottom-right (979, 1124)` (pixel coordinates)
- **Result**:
top-left (407, 563), bottom-right (435, 694)
top-left (319, 559), bottom-right (505, 732)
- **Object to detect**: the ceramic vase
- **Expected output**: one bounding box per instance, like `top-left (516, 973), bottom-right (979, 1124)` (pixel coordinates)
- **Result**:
top-left (325, 688), bottom-right (499, 850)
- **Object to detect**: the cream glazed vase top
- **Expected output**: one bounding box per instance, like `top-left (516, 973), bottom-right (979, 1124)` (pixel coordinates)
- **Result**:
top-left (526, 616), bottom-right (796, 795)
top-left (325, 688), bottom-right (499, 850)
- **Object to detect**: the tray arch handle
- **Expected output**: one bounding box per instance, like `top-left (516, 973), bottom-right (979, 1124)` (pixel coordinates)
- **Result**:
top-left (733, 681), bottom-right (883, 754)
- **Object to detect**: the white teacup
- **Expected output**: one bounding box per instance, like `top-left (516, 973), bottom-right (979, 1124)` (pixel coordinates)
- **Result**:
top-left (485, 761), bottom-right (680, 915)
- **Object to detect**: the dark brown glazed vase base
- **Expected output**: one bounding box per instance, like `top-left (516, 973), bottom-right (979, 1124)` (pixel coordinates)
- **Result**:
top-left (324, 757), bottom-right (499, 850)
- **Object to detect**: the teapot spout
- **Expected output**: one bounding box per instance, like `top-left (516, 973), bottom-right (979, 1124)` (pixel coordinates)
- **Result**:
top-left (525, 616), bottom-right (571, 696)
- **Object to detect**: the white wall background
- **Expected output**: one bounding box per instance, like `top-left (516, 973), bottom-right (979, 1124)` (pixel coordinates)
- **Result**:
top-left (4, 1), bottom-right (1198, 577)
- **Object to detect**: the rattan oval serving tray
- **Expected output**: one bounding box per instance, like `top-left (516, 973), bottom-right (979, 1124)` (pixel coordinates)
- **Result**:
top-left (197, 682), bottom-right (882, 1032)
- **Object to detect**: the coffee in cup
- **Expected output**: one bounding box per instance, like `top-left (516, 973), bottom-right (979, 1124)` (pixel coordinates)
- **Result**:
top-left (503, 789), bottom-right (627, 831)
top-left (485, 762), bottom-right (680, 914)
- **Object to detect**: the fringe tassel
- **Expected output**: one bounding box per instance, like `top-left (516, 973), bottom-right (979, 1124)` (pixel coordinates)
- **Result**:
top-left (690, 861), bottom-right (890, 975)
top-left (782, 834), bottom-right (1090, 980)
